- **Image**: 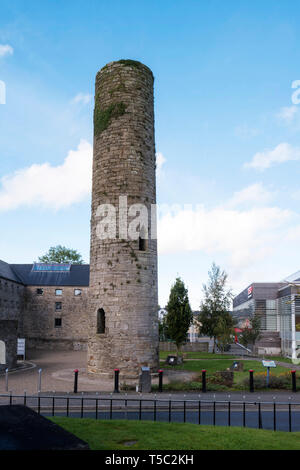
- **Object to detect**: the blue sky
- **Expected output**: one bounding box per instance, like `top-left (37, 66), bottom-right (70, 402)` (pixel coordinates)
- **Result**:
top-left (1, 0), bottom-right (300, 308)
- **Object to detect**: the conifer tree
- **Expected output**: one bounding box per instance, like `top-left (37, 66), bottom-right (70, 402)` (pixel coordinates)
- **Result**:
top-left (165, 277), bottom-right (193, 355)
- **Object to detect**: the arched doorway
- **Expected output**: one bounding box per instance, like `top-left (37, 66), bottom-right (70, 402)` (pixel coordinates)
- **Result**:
top-left (0, 341), bottom-right (6, 365)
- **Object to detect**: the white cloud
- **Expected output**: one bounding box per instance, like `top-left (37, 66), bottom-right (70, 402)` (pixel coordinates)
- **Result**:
top-left (0, 146), bottom-right (167, 211)
top-left (158, 204), bottom-right (292, 269)
top-left (277, 105), bottom-right (298, 123)
top-left (156, 152), bottom-right (166, 178)
top-left (285, 225), bottom-right (300, 242)
top-left (71, 93), bottom-right (92, 105)
top-left (0, 44), bottom-right (13, 58)
top-left (244, 142), bottom-right (300, 171)
top-left (0, 140), bottom-right (92, 211)
top-left (227, 183), bottom-right (274, 207)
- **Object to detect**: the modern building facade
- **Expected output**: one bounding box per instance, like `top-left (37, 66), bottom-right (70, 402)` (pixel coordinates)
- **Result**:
top-left (233, 272), bottom-right (300, 358)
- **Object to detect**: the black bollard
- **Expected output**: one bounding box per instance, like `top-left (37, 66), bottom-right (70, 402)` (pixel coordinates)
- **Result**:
top-left (158, 369), bottom-right (163, 392)
top-left (73, 369), bottom-right (79, 394)
top-left (114, 369), bottom-right (120, 393)
top-left (202, 369), bottom-right (207, 393)
top-left (291, 370), bottom-right (297, 393)
top-left (249, 369), bottom-right (254, 393)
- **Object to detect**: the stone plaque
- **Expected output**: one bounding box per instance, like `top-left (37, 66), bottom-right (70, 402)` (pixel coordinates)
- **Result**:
top-left (138, 366), bottom-right (151, 393)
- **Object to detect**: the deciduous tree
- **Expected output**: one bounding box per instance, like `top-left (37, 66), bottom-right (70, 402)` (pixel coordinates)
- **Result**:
top-left (38, 245), bottom-right (85, 264)
top-left (198, 263), bottom-right (233, 353)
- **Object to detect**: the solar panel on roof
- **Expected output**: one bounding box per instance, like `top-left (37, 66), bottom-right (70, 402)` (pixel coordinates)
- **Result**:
top-left (32, 264), bottom-right (71, 272)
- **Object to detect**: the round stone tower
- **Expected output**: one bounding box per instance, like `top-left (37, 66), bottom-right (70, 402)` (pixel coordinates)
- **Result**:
top-left (87, 60), bottom-right (159, 378)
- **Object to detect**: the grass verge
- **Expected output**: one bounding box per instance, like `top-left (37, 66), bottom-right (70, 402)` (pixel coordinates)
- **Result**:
top-left (49, 417), bottom-right (300, 450)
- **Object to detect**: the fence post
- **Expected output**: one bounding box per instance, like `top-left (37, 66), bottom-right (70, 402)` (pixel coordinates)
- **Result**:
top-left (249, 370), bottom-right (254, 393)
top-left (38, 368), bottom-right (42, 393)
top-left (5, 368), bottom-right (8, 392)
top-left (114, 369), bottom-right (120, 393)
top-left (291, 370), bottom-right (297, 393)
top-left (202, 370), bottom-right (207, 393)
top-left (73, 369), bottom-right (79, 393)
top-left (158, 370), bottom-right (163, 392)
top-left (258, 402), bottom-right (262, 429)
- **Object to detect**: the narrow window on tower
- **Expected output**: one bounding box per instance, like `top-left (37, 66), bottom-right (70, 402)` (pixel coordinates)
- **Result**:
top-left (139, 226), bottom-right (148, 251)
top-left (139, 236), bottom-right (147, 251)
top-left (97, 308), bottom-right (106, 334)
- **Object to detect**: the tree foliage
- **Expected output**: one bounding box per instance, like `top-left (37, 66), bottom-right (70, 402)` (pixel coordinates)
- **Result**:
top-left (38, 245), bottom-right (85, 264)
top-left (239, 314), bottom-right (261, 348)
top-left (198, 263), bottom-right (234, 353)
top-left (214, 313), bottom-right (236, 352)
top-left (165, 277), bottom-right (193, 354)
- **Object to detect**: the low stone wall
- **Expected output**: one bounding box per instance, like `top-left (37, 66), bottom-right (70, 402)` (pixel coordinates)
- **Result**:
top-left (159, 341), bottom-right (209, 352)
top-left (25, 337), bottom-right (87, 352)
top-left (254, 331), bottom-right (281, 356)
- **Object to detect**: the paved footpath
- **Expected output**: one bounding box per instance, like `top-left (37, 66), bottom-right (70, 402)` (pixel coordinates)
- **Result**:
top-left (0, 350), bottom-right (113, 394)
top-left (0, 350), bottom-right (197, 395)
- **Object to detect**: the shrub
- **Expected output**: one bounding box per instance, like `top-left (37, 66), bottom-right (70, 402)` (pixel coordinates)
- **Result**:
top-left (243, 372), bottom-right (292, 390)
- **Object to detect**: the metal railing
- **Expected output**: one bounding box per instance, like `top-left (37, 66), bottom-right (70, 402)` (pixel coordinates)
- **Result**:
top-left (235, 342), bottom-right (252, 354)
top-left (0, 393), bottom-right (299, 432)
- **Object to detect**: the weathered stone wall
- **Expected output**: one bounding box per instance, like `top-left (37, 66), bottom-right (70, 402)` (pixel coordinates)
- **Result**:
top-left (0, 320), bottom-right (18, 370)
top-left (0, 278), bottom-right (24, 325)
top-left (22, 286), bottom-right (89, 351)
top-left (88, 60), bottom-right (159, 377)
top-left (0, 277), bottom-right (21, 369)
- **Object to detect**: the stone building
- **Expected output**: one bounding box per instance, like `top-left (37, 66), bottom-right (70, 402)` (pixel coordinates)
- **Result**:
top-left (88, 60), bottom-right (159, 378)
top-left (0, 260), bottom-right (90, 369)
top-left (0, 260), bottom-right (25, 370)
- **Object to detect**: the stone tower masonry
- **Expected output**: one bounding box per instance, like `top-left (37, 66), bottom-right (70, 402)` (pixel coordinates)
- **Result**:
top-left (87, 60), bottom-right (159, 377)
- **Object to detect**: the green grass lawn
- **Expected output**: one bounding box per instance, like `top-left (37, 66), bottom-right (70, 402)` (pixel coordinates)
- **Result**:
top-left (158, 357), bottom-right (295, 391)
top-left (50, 417), bottom-right (300, 450)
top-left (159, 351), bottom-right (237, 360)
top-left (160, 359), bottom-right (289, 374)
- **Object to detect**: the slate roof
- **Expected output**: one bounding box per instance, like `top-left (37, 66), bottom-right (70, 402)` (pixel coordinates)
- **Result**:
top-left (0, 261), bottom-right (90, 287)
top-left (0, 260), bottom-right (23, 284)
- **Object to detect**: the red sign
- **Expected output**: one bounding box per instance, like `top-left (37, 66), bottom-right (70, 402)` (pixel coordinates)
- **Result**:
top-left (247, 286), bottom-right (253, 298)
